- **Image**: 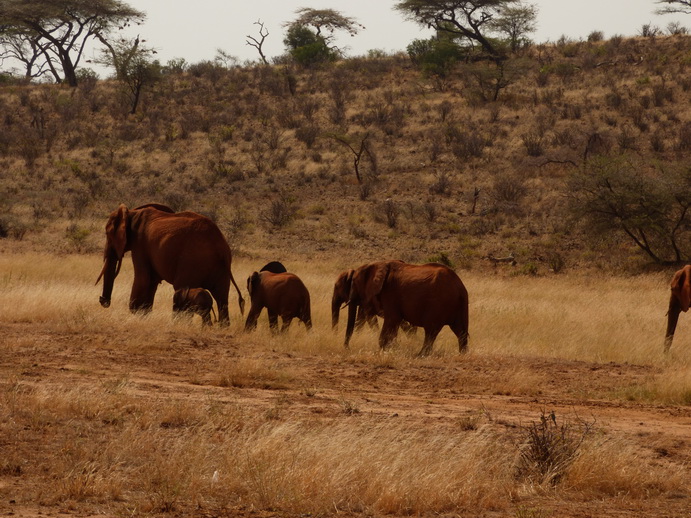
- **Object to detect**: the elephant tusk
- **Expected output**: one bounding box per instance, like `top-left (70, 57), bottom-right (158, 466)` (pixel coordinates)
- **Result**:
top-left (95, 257), bottom-right (122, 285)
top-left (95, 261), bottom-right (107, 285)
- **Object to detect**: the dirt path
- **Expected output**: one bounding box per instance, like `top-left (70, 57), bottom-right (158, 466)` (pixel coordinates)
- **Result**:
top-left (2, 323), bottom-right (691, 517)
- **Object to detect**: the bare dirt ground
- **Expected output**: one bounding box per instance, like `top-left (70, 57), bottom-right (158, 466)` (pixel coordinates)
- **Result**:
top-left (2, 321), bottom-right (691, 518)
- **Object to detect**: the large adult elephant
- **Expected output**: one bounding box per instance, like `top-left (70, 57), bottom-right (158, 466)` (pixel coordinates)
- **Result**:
top-left (665, 265), bottom-right (691, 352)
top-left (345, 260), bottom-right (469, 356)
top-left (96, 203), bottom-right (244, 325)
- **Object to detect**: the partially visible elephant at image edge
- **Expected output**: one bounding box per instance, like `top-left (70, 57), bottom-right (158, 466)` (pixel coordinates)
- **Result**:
top-left (96, 203), bottom-right (245, 325)
top-left (665, 264), bottom-right (691, 352)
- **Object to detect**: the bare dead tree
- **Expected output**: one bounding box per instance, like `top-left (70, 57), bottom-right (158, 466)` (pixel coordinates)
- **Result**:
top-left (328, 132), bottom-right (376, 184)
top-left (246, 20), bottom-right (269, 65)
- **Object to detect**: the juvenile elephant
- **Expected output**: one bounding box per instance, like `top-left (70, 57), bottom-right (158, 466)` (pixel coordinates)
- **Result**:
top-left (345, 260), bottom-right (468, 356)
top-left (173, 287), bottom-right (216, 326)
top-left (665, 265), bottom-right (691, 352)
top-left (245, 271), bottom-right (312, 332)
top-left (96, 203), bottom-right (244, 325)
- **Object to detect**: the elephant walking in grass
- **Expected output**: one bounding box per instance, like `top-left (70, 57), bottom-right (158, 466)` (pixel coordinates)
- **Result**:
top-left (665, 265), bottom-right (691, 352)
top-left (244, 269), bottom-right (312, 333)
top-left (345, 260), bottom-right (468, 357)
top-left (173, 287), bottom-right (216, 326)
top-left (332, 269), bottom-right (378, 330)
top-left (332, 264), bottom-right (416, 335)
top-left (96, 203), bottom-right (244, 325)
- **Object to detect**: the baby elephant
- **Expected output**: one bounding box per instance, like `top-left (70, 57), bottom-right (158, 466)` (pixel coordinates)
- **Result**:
top-left (173, 287), bottom-right (216, 326)
top-left (244, 271), bottom-right (312, 332)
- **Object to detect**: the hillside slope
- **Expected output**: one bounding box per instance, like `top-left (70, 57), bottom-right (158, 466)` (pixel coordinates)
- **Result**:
top-left (1, 35), bottom-right (690, 272)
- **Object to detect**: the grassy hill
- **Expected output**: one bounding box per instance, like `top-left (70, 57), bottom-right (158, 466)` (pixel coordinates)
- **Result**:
top-left (1, 34), bottom-right (691, 273)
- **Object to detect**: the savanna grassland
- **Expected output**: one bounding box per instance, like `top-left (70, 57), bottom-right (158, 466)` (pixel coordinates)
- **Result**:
top-left (1, 33), bottom-right (691, 517)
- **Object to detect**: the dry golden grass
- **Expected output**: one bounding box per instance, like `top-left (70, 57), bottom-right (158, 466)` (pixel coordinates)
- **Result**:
top-left (1, 251), bottom-right (691, 517)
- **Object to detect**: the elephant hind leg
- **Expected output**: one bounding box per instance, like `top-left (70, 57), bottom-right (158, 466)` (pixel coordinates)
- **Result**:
top-left (379, 318), bottom-right (401, 350)
top-left (280, 317), bottom-right (293, 333)
top-left (417, 327), bottom-right (442, 357)
top-left (450, 320), bottom-right (469, 354)
top-left (207, 285), bottom-right (230, 327)
top-left (268, 311), bottom-right (279, 333)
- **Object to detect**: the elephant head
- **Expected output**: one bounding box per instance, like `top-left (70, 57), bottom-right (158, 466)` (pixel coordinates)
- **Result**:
top-left (95, 204), bottom-right (129, 308)
top-left (332, 269), bottom-right (354, 329)
top-left (345, 262), bottom-right (391, 347)
top-left (665, 265), bottom-right (691, 352)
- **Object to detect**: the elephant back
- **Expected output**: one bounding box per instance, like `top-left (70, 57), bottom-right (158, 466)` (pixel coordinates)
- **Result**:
top-left (260, 261), bottom-right (287, 274)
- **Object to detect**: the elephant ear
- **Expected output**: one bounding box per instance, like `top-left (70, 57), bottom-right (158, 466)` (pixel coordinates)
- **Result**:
top-left (368, 262), bottom-right (390, 300)
top-left (345, 269), bottom-right (354, 286)
top-left (248, 272), bottom-right (261, 297)
top-left (671, 266), bottom-right (691, 312)
top-left (106, 204), bottom-right (129, 259)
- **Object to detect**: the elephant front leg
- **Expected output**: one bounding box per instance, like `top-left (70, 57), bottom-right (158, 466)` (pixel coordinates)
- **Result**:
top-left (244, 305), bottom-right (262, 331)
top-left (130, 275), bottom-right (158, 314)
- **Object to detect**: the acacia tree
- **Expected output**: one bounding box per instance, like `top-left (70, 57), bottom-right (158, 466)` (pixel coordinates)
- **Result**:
top-left (283, 7), bottom-right (364, 64)
top-left (395, 0), bottom-right (521, 59)
top-left (656, 0), bottom-right (691, 14)
top-left (568, 156), bottom-right (691, 263)
top-left (489, 3), bottom-right (538, 52)
top-left (0, 29), bottom-right (55, 80)
top-left (0, 0), bottom-right (145, 86)
top-left (96, 35), bottom-right (160, 114)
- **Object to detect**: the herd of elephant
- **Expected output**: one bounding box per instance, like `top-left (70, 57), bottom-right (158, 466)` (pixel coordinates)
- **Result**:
top-left (95, 204), bottom-right (687, 355)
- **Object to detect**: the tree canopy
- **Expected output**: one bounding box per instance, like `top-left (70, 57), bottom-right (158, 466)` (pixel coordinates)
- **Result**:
top-left (394, 0), bottom-right (526, 59)
top-left (283, 7), bottom-right (363, 65)
top-left (568, 156), bottom-right (691, 264)
top-left (0, 0), bottom-right (145, 86)
top-left (656, 0), bottom-right (691, 14)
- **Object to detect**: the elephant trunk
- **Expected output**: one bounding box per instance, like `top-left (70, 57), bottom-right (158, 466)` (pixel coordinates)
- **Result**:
top-left (96, 251), bottom-right (121, 309)
top-left (344, 299), bottom-right (358, 347)
top-left (665, 295), bottom-right (682, 352)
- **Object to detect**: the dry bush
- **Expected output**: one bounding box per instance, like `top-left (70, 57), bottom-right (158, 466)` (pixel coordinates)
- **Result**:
top-left (516, 410), bottom-right (593, 486)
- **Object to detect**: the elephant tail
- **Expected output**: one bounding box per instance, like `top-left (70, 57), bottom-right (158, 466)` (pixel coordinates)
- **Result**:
top-left (231, 269), bottom-right (246, 315)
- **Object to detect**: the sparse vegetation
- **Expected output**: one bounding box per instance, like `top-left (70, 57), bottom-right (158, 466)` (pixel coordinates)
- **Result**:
top-left (0, 255), bottom-right (690, 517)
top-left (2, 25), bottom-right (691, 518)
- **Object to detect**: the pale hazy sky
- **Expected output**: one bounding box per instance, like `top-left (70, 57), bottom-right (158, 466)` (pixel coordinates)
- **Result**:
top-left (112, 0), bottom-right (687, 66)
